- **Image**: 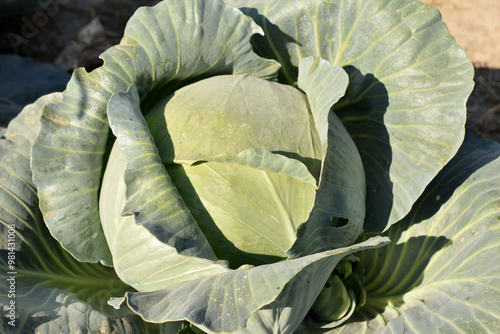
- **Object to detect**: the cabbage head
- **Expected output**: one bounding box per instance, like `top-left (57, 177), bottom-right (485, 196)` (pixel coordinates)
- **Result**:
top-left (1, 0), bottom-right (499, 333)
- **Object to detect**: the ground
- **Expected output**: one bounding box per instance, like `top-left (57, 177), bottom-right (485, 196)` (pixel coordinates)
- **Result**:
top-left (0, 0), bottom-right (498, 142)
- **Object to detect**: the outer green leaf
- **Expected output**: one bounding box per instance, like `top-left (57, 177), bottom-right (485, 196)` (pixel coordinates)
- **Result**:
top-left (30, 0), bottom-right (280, 263)
top-left (298, 130), bottom-right (500, 333)
top-left (1, 94), bottom-right (62, 254)
top-left (125, 236), bottom-right (390, 334)
top-left (288, 56), bottom-right (365, 257)
top-left (0, 95), bottom-right (157, 333)
top-left (228, 0), bottom-right (474, 232)
top-left (101, 86), bottom-right (230, 291)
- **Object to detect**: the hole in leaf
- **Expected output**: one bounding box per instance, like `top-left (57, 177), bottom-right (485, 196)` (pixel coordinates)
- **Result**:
top-left (329, 217), bottom-right (349, 228)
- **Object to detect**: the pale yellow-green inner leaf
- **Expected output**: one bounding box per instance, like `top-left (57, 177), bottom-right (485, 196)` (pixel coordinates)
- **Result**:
top-left (168, 160), bottom-right (317, 267)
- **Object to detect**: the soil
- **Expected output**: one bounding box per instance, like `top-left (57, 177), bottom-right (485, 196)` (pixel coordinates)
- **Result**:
top-left (0, 0), bottom-right (498, 142)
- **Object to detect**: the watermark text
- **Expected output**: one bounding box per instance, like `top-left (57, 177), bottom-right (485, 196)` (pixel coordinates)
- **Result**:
top-left (5, 224), bottom-right (17, 327)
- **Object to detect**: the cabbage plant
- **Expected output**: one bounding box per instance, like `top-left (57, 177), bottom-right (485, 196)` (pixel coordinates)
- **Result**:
top-left (1, 0), bottom-right (499, 333)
